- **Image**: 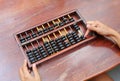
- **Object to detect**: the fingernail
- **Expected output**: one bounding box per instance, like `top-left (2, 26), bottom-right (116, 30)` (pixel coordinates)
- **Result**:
top-left (87, 24), bottom-right (90, 28)
top-left (33, 64), bottom-right (36, 67)
top-left (24, 59), bottom-right (27, 62)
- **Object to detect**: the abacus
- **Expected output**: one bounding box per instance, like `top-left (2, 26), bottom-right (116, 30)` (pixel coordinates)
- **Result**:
top-left (15, 10), bottom-right (96, 67)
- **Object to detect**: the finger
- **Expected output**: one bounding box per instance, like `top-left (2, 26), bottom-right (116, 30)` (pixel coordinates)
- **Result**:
top-left (87, 23), bottom-right (97, 31)
top-left (22, 60), bottom-right (30, 76)
top-left (33, 64), bottom-right (40, 79)
top-left (19, 67), bottom-right (24, 81)
top-left (87, 21), bottom-right (98, 27)
top-left (84, 29), bottom-right (90, 37)
top-left (87, 21), bottom-right (95, 24)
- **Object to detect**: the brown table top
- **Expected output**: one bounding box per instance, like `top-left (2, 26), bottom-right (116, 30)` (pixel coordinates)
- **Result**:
top-left (0, 0), bottom-right (120, 81)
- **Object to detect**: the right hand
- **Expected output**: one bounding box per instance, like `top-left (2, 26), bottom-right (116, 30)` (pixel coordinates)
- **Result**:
top-left (86, 21), bottom-right (116, 37)
top-left (86, 21), bottom-right (120, 47)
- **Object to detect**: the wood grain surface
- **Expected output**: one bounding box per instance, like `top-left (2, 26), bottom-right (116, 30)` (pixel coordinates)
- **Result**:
top-left (0, 0), bottom-right (120, 81)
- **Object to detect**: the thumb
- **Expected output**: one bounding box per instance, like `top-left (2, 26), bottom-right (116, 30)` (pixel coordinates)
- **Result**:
top-left (33, 64), bottom-right (40, 79)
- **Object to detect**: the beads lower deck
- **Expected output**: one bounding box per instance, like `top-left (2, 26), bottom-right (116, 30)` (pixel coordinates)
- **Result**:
top-left (15, 10), bottom-right (96, 67)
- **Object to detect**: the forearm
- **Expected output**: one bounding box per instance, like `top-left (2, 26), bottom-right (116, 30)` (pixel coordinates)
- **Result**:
top-left (110, 31), bottom-right (120, 48)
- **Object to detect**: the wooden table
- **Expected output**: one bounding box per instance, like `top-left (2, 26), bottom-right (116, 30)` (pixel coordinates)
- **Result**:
top-left (0, 0), bottom-right (120, 81)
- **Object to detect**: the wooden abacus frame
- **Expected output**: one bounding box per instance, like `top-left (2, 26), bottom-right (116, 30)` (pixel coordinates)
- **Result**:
top-left (15, 9), bottom-right (96, 67)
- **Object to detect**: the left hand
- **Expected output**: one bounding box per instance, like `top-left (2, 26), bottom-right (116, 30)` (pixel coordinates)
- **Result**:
top-left (19, 60), bottom-right (41, 81)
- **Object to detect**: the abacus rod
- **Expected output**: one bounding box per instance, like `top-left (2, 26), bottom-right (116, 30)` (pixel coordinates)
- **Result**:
top-left (58, 30), bottom-right (63, 36)
top-left (25, 45), bottom-right (29, 50)
top-left (78, 30), bottom-right (83, 36)
top-left (42, 25), bottom-right (45, 29)
top-left (42, 37), bottom-right (45, 42)
top-left (68, 14), bottom-right (71, 18)
top-left (19, 33), bottom-right (23, 38)
top-left (57, 18), bottom-right (61, 23)
top-left (36, 26), bottom-right (40, 31)
top-left (31, 42), bottom-right (35, 48)
top-left (36, 40), bottom-right (40, 46)
top-left (69, 26), bottom-right (73, 31)
top-left (47, 22), bottom-right (50, 27)
top-left (68, 26), bottom-right (74, 33)
top-left (46, 37), bottom-right (50, 42)
top-left (53, 33), bottom-right (57, 39)
top-left (52, 20), bottom-right (56, 24)
top-left (63, 27), bottom-right (68, 34)
top-left (38, 27), bottom-right (43, 31)
top-left (47, 35), bottom-right (51, 41)
top-left (61, 30), bottom-right (66, 36)
top-left (25, 31), bottom-right (29, 36)
top-left (41, 25), bottom-right (46, 42)
top-left (30, 29), bottom-right (34, 34)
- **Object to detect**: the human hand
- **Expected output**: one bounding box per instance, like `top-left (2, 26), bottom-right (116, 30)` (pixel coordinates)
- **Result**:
top-left (86, 21), bottom-right (120, 47)
top-left (86, 21), bottom-right (116, 37)
top-left (19, 60), bottom-right (41, 81)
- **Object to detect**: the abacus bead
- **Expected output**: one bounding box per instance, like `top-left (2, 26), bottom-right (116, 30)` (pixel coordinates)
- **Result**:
top-left (56, 39), bottom-right (61, 43)
top-left (40, 50), bottom-right (45, 53)
top-left (49, 40), bottom-right (55, 44)
top-left (72, 24), bottom-right (78, 27)
top-left (38, 30), bottom-right (43, 36)
top-left (60, 46), bottom-right (65, 50)
top-left (44, 44), bottom-right (50, 47)
top-left (72, 32), bottom-right (77, 35)
top-left (53, 23), bottom-right (58, 27)
top-left (71, 41), bottom-right (76, 44)
top-left (69, 18), bottom-right (74, 22)
top-left (54, 48), bottom-right (59, 52)
top-left (33, 50), bottom-right (38, 54)
top-left (26, 50), bottom-right (32, 54)
top-left (57, 42), bottom-right (63, 45)
top-left (75, 27), bottom-right (80, 30)
top-left (73, 35), bottom-right (80, 38)
top-left (26, 35), bottom-right (31, 40)
top-left (68, 37), bottom-right (74, 40)
top-left (43, 28), bottom-right (48, 33)
top-left (53, 46), bottom-right (57, 49)
top-left (49, 26), bottom-right (54, 31)
top-left (38, 48), bottom-right (44, 51)
top-left (76, 39), bottom-right (81, 42)
top-left (37, 57), bottom-right (42, 60)
top-left (32, 33), bottom-right (37, 38)
top-left (67, 34), bottom-right (72, 38)
top-left (38, 45), bottom-right (43, 49)
top-left (41, 52), bottom-right (48, 57)
top-left (29, 57), bottom-right (36, 62)
top-left (32, 48), bottom-right (38, 52)
top-left (59, 22), bottom-right (64, 27)
top-left (20, 38), bottom-right (26, 43)
top-left (45, 46), bottom-right (51, 49)
top-left (35, 52), bottom-right (39, 56)
top-left (44, 42), bottom-right (50, 46)
top-left (51, 43), bottom-right (56, 46)
top-left (63, 18), bottom-right (67, 23)
top-left (61, 36), bottom-right (66, 41)
top-left (64, 42), bottom-right (71, 47)
top-left (48, 51), bottom-right (53, 55)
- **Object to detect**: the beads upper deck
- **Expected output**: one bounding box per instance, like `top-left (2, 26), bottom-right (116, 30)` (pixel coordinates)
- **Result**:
top-left (16, 10), bottom-right (95, 66)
